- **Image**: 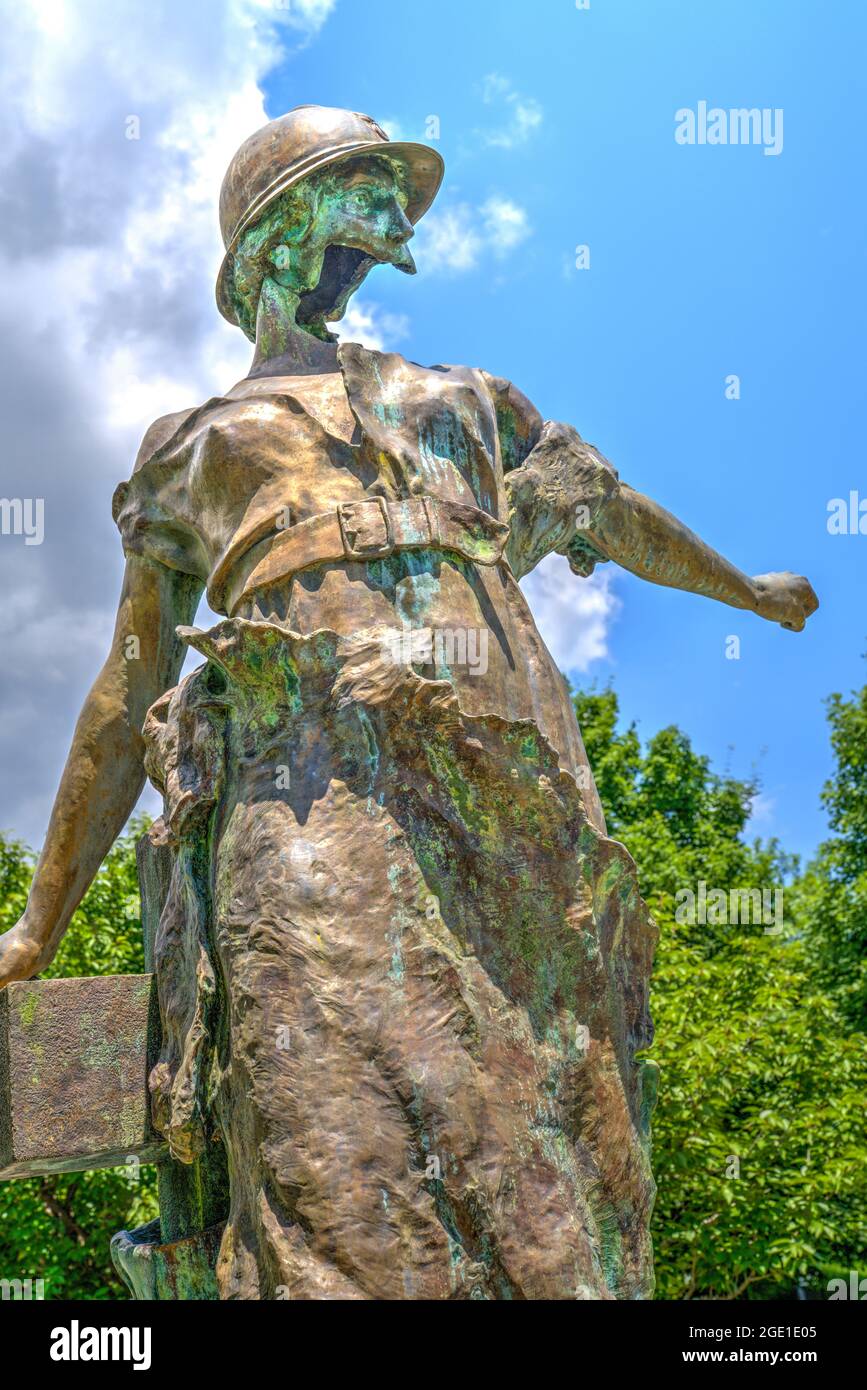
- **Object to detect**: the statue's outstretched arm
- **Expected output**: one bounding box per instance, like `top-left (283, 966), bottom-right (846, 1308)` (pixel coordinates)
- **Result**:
top-left (506, 420), bottom-right (818, 631)
top-left (0, 555), bottom-right (202, 989)
top-left (588, 482), bottom-right (818, 629)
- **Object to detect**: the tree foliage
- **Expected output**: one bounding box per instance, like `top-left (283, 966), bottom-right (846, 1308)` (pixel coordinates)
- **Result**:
top-left (574, 686), bottom-right (867, 1300)
top-left (795, 684), bottom-right (867, 1029)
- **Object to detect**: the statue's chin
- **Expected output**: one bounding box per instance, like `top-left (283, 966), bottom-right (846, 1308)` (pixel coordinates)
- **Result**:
top-left (295, 243), bottom-right (377, 339)
top-left (295, 239), bottom-right (414, 341)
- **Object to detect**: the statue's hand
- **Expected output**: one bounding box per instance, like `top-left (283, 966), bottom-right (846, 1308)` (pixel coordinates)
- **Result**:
top-left (752, 572), bottom-right (819, 632)
top-left (0, 919), bottom-right (49, 991)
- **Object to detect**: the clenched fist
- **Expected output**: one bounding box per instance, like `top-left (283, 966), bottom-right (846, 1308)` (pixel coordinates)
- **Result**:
top-left (752, 573), bottom-right (819, 632)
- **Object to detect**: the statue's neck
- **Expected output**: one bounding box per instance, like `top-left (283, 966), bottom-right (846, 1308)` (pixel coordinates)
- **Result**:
top-left (247, 277), bottom-right (340, 379)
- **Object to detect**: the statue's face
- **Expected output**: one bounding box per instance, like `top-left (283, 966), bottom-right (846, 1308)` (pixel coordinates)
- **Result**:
top-left (268, 159), bottom-right (417, 341)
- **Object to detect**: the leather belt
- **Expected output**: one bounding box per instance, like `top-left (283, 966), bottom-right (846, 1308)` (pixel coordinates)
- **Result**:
top-left (232, 496), bottom-right (511, 610)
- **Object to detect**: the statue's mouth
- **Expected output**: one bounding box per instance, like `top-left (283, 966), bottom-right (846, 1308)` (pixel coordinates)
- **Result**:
top-left (296, 241), bottom-right (416, 341)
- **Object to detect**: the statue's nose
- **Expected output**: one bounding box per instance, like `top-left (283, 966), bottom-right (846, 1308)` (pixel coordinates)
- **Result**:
top-left (384, 203), bottom-right (416, 272)
top-left (391, 203), bottom-right (414, 243)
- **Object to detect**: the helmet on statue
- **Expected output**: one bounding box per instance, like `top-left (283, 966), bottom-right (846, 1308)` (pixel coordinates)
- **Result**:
top-left (215, 104), bottom-right (444, 327)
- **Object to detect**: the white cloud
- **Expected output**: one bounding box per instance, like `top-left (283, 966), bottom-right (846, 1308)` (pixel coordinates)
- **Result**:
top-left (747, 792), bottom-right (776, 830)
top-left (416, 197), bottom-right (530, 274)
top-left (336, 299), bottom-right (410, 352)
top-left (520, 554), bottom-right (618, 673)
top-left (478, 73), bottom-right (543, 150)
top-left (258, 0), bottom-right (338, 34)
top-left (0, 0), bottom-right (335, 847)
top-left (416, 206), bottom-right (483, 272)
top-left (378, 115), bottom-right (408, 142)
top-left (480, 197), bottom-right (531, 256)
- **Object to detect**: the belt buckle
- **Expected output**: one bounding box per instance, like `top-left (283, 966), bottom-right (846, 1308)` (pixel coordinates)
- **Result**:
top-left (337, 497), bottom-right (393, 560)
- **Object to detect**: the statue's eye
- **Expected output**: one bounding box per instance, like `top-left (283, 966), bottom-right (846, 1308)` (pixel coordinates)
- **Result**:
top-left (345, 179), bottom-right (401, 215)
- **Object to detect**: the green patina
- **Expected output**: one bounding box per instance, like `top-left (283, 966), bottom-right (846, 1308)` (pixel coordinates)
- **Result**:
top-left (594, 1199), bottom-right (626, 1292)
top-left (638, 1058), bottom-right (659, 1138)
top-left (17, 990), bottom-right (39, 1029)
top-left (356, 708), bottom-right (380, 788)
top-left (365, 546), bottom-right (449, 594)
top-left (229, 155), bottom-right (410, 345)
top-left (112, 1220), bottom-right (222, 1302)
top-left (519, 732), bottom-right (540, 761)
top-left (133, 978), bottom-right (152, 1007)
top-left (80, 1035), bottom-right (123, 1072)
top-left (385, 863), bottom-right (407, 984)
top-left (373, 400), bottom-right (404, 428)
top-left (423, 741), bottom-right (490, 838)
top-left (395, 569), bottom-right (440, 627)
top-left (116, 1094), bottom-right (146, 1149)
top-left (278, 650), bottom-right (302, 713)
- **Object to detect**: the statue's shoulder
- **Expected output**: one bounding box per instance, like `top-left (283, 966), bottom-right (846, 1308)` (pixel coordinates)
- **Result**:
top-left (412, 357), bottom-right (543, 471)
top-left (127, 392), bottom-right (255, 478)
top-left (420, 358), bottom-right (542, 431)
top-left (475, 368), bottom-right (544, 473)
top-left (112, 406), bottom-right (200, 525)
top-left (131, 407), bottom-right (200, 473)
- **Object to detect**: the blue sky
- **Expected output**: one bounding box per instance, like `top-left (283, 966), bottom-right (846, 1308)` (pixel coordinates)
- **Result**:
top-left (258, 0), bottom-right (865, 861)
top-left (0, 0), bottom-right (862, 863)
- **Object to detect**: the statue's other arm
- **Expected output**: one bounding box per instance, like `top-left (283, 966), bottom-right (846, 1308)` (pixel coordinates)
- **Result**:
top-left (0, 555), bottom-right (202, 989)
top-left (504, 419), bottom-right (818, 632)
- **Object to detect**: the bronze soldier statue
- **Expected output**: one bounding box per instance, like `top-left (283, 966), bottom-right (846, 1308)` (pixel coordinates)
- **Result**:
top-left (0, 107), bottom-right (817, 1299)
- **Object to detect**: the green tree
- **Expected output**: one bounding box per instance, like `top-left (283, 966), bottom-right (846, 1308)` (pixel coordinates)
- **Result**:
top-left (574, 687), bottom-right (867, 1300)
top-left (795, 681), bottom-right (867, 1029)
top-left (0, 823), bottom-right (157, 1300)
